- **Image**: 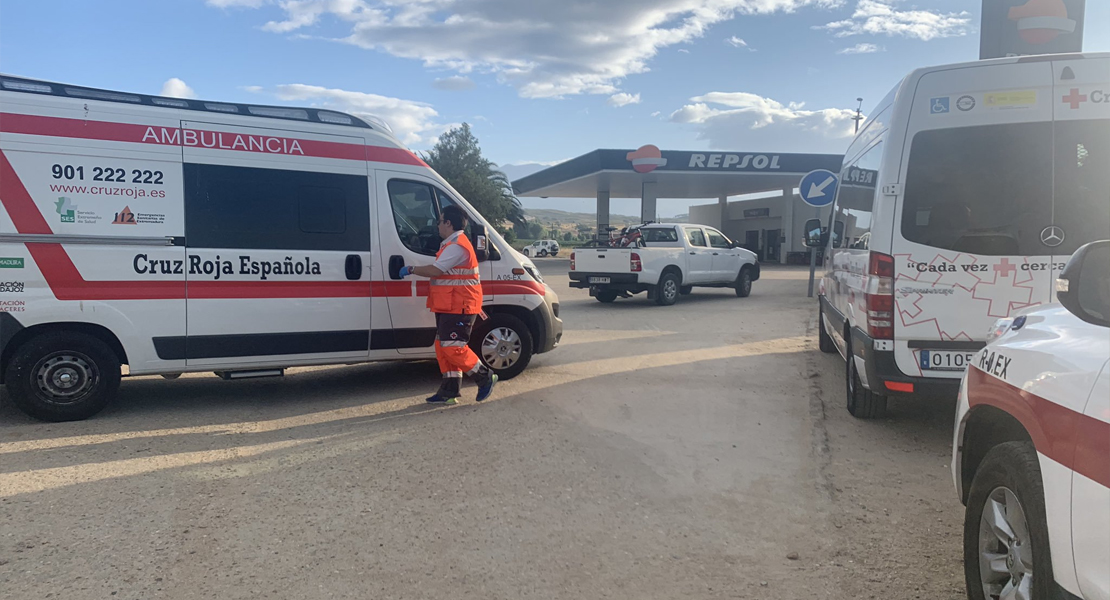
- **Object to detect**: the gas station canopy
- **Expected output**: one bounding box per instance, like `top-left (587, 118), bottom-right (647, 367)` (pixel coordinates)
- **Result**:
top-left (512, 146), bottom-right (843, 199)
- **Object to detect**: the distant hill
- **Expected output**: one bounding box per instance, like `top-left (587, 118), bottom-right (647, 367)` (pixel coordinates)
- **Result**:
top-left (523, 209), bottom-right (639, 227)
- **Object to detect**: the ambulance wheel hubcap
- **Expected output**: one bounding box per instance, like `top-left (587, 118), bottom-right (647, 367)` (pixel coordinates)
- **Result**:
top-left (35, 352), bottom-right (98, 404)
top-left (482, 328), bottom-right (522, 370)
top-left (979, 486), bottom-right (1034, 600)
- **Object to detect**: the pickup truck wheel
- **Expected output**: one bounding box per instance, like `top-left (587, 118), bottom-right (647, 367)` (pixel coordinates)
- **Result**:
top-left (4, 331), bottom-right (121, 422)
top-left (596, 291), bottom-right (618, 303)
top-left (963, 442), bottom-right (1052, 600)
top-left (680, 286), bottom-right (693, 295)
top-left (655, 272), bottom-right (680, 306)
top-left (735, 267), bottom-right (753, 297)
top-left (845, 339), bottom-right (887, 419)
top-left (471, 313), bottom-right (533, 380)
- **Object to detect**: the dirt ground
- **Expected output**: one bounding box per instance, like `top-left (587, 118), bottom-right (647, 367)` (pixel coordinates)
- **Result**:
top-left (0, 261), bottom-right (967, 599)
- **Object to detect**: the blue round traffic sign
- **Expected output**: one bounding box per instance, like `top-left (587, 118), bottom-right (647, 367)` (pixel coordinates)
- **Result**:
top-left (799, 169), bottom-right (839, 208)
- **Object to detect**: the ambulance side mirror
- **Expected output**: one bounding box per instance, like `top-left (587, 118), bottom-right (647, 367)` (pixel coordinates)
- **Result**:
top-left (1056, 240), bottom-right (1110, 328)
top-left (471, 223), bottom-right (489, 262)
top-left (803, 218), bottom-right (826, 248)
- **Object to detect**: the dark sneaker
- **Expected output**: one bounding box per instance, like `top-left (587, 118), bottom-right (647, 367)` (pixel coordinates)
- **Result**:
top-left (475, 374), bottom-right (498, 402)
top-left (426, 395), bottom-right (458, 405)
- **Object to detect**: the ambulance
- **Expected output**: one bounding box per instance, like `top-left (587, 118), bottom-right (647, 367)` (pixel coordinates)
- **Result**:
top-left (953, 239), bottom-right (1108, 600)
top-left (807, 52), bottom-right (1110, 418)
top-left (0, 75), bottom-right (562, 421)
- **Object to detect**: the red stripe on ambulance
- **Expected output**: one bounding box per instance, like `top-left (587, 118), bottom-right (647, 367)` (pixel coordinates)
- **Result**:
top-left (967, 365), bottom-right (1110, 488)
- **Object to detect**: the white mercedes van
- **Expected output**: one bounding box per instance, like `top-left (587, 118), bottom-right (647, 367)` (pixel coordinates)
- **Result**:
top-left (0, 75), bottom-right (562, 421)
top-left (806, 52), bottom-right (1109, 418)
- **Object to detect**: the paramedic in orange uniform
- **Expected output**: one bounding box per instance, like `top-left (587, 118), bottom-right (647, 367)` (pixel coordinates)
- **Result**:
top-left (399, 205), bottom-right (497, 404)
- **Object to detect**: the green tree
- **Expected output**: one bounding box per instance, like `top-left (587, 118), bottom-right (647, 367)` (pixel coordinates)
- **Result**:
top-left (527, 222), bottom-right (544, 239)
top-left (422, 123), bottom-right (525, 234)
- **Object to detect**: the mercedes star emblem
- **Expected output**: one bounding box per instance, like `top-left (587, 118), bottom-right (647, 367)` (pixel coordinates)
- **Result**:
top-left (1040, 225), bottom-right (1065, 248)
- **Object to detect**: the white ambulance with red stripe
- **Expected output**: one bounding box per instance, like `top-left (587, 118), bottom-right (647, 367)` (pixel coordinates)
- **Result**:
top-left (809, 52), bottom-right (1109, 419)
top-left (954, 240), bottom-right (1109, 600)
top-left (0, 75), bottom-right (562, 421)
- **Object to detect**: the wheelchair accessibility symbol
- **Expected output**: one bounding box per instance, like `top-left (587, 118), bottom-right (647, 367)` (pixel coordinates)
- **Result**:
top-left (931, 97), bottom-right (950, 114)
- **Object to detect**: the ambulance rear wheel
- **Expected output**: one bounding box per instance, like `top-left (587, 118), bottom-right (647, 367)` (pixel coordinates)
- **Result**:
top-left (472, 313), bottom-right (533, 381)
top-left (845, 338), bottom-right (887, 419)
top-left (5, 331), bottom-right (121, 422)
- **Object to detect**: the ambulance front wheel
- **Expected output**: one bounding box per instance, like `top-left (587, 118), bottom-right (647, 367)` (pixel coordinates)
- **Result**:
top-left (4, 331), bottom-right (121, 422)
top-left (471, 313), bottom-right (533, 381)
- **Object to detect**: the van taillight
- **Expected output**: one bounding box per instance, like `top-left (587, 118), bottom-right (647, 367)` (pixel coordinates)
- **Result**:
top-left (630, 253), bottom-right (642, 272)
top-left (570, 252), bottom-right (575, 271)
top-left (865, 251), bottom-right (895, 340)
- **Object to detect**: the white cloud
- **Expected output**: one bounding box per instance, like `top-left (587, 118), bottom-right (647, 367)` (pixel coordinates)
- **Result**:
top-left (607, 92), bottom-right (641, 107)
top-left (216, 0), bottom-right (844, 99)
top-left (242, 85), bottom-right (264, 93)
top-left (160, 78), bottom-right (197, 99)
top-left (678, 48), bottom-right (690, 54)
top-left (670, 91), bottom-right (858, 152)
top-left (837, 42), bottom-right (883, 54)
top-left (651, 111), bottom-right (661, 117)
top-left (262, 83), bottom-right (443, 146)
top-left (726, 36), bottom-right (748, 47)
top-left (818, 0), bottom-right (972, 41)
top-left (432, 75), bottom-right (476, 91)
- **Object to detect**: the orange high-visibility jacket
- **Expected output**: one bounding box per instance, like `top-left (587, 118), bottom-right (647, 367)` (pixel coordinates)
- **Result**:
top-left (428, 233), bottom-right (483, 315)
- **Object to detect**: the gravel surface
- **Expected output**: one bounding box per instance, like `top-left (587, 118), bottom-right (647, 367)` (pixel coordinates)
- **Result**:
top-left (0, 260), bottom-right (966, 599)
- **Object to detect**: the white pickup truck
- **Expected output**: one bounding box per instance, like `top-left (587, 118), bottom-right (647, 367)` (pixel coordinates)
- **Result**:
top-left (569, 223), bottom-right (760, 305)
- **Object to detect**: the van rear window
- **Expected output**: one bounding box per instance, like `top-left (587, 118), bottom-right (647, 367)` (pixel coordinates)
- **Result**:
top-left (902, 122), bottom-right (1052, 256)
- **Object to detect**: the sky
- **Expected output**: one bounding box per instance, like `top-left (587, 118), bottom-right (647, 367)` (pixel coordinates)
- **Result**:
top-left (2, 0), bottom-right (1107, 217)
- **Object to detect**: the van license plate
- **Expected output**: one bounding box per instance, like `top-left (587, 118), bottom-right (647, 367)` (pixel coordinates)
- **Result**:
top-left (919, 350), bottom-right (975, 372)
top-left (589, 277), bottom-right (611, 284)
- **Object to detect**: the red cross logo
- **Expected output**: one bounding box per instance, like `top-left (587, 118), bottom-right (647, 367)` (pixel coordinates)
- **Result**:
top-left (1062, 88), bottom-right (1087, 109)
top-left (994, 258), bottom-right (1017, 277)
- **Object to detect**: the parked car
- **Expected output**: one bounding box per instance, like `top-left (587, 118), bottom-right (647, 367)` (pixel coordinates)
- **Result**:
top-left (521, 239), bottom-right (560, 257)
top-left (953, 240), bottom-right (1108, 600)
top-left (808, 52), bottom-right (1110, 419)
top-left (569, 223), bottom-right (759, 305)
top-left (0, 75), bottom-right (562, 421)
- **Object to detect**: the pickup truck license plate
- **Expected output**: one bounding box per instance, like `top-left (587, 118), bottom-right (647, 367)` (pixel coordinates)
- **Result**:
top-left (919, 350), bottom-right (975, 372)
top-left (589, 277), bottom-right (611, 284)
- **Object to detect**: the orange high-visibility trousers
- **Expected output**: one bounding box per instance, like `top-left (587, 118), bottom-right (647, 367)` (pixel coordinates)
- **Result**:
top-left (435, 313), bottom-right (480, 378)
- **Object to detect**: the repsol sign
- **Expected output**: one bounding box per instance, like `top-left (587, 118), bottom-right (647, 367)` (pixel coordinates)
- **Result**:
top-left (687, 154), bottom-right (782, 170)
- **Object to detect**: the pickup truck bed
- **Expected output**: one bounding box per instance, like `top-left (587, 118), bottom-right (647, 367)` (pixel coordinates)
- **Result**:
top-left (569, 223), bottom-right (759, 306)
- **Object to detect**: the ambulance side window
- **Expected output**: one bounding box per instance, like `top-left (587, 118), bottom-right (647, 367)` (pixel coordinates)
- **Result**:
top-left (184, 164), bottom-right (369, 251)
top-left (387, 180), bottom-right (440, 255)
top-left (833, 141), bottom-right (881, 250)
top-left (432, 187), bottom-right (475, 239)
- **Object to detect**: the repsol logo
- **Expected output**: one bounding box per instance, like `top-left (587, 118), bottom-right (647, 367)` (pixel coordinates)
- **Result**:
top-left (688, 154), bottom-right (781, 170)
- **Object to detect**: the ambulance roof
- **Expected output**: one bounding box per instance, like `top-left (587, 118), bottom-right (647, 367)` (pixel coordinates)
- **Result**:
top-left (0, 74), bottom-right (385, 133)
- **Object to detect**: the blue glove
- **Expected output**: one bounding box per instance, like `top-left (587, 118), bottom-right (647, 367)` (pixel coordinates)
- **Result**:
top-left (399, 265), bottom-right (414, 278)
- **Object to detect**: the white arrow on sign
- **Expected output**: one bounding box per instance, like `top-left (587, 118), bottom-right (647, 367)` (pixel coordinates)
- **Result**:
top-left (807, 176), bottom-right (835, 199)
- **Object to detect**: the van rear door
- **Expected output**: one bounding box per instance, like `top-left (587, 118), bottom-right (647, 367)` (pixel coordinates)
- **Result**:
top-left (892, 61), bottom-right (1056, 380)
top-left (1050, 56), bottom-right (1110, 294)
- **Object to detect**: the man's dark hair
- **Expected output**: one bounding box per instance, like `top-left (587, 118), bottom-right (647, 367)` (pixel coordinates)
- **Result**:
top-left (441, 205), bottom-right (468, 232)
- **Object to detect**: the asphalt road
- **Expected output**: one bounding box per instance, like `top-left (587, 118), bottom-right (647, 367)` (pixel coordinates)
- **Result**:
top-left (0, 258), bottom-right (965, 599)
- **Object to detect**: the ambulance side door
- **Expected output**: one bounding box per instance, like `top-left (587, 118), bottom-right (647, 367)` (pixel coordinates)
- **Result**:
top-left (181, 121), bottom-right (373, 367)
